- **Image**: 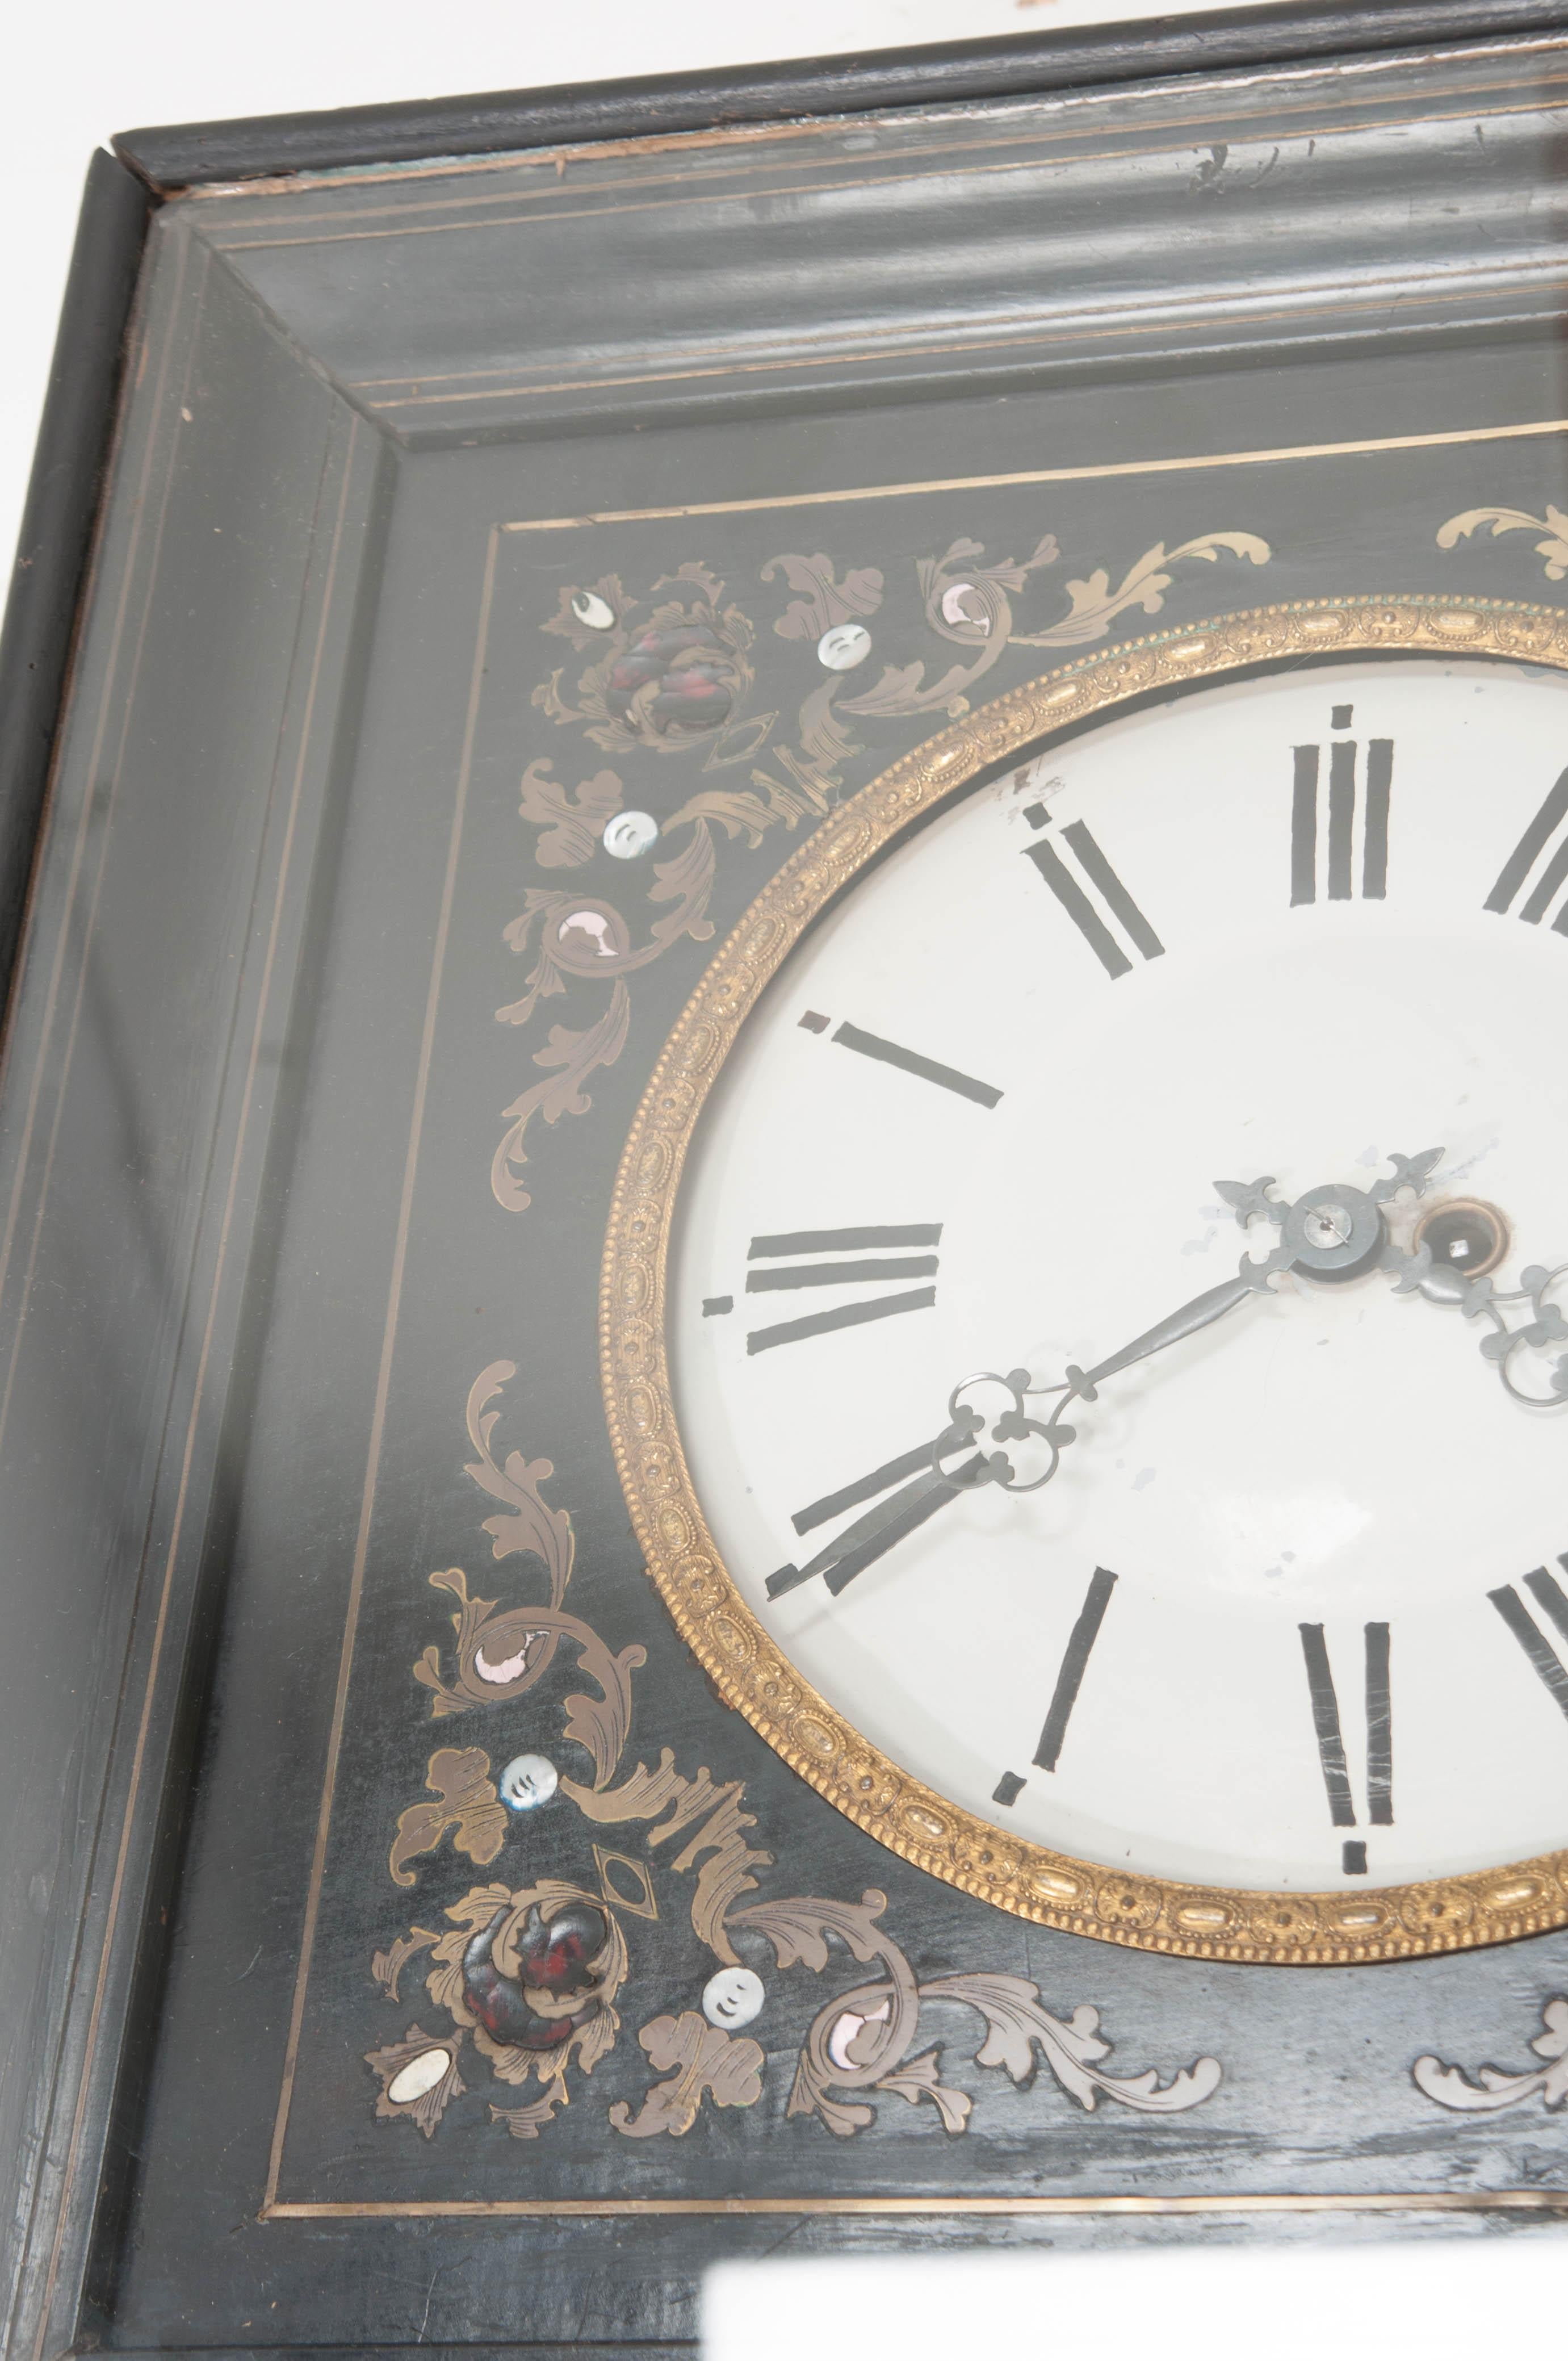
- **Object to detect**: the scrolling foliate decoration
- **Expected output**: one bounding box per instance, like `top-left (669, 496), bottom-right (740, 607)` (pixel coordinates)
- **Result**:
top-left (608, 2013), bottom-right (765, 2138)
top-left (365, 2025), bottom-right (467, 2139)
top-left (534, 564), bottom-right (764, 760)
top-left (368, 1364), bottom-right (1222, 2147)
top-left (408, 1365), bottom-right (645, 1783)
top-left (831, 531), bottom-right (1269, 719)
top-left (1414, 1998), bottom-right (1568, 2114)
top-left (389, 1747), bottom-right (507, 1887)
top-left (1438, 504), bottom-right (1568, 582)
top-left (493, 526), bottom-right (1271, 1211)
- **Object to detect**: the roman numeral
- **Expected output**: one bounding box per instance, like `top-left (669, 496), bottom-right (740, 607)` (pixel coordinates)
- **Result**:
top-left (744, 1224), bottom-right (941, 1355)
top-left (796, 1011), bottom-right (1002, 1107)
top-left (1290, 706), bottom-right (1392, 905)
top-left (1299, 1620), bottom-right (1392, 1871)
top-left (1489, 1560), bottom-right (1568, 1719)
top-left (984, 1569), bottom-right (1121, 1810)
top-left (1033, 1567), bottom-right (1118, 1772)
top-left (1485, 764), bottom-right (1568, 931)
top-left (1021, 804), bottom-right (1164, 980)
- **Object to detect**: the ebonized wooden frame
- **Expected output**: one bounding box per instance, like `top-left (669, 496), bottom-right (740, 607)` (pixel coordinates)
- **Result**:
top-left (7, 5), bottom-right (1568, 2355)
top-left (6, 0), bottom-right (1568, 1020)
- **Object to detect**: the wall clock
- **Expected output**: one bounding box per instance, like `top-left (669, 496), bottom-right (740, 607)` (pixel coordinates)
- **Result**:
top-left (9, 8), bottom-right (1568, 2358)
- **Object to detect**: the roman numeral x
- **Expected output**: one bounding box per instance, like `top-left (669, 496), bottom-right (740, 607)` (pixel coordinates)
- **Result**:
top-left (745, 1224), bottom-right (941, 1354)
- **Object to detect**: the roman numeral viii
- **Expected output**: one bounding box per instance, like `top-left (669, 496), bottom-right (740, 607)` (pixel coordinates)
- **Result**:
top-left (1290, 705), bottom-right (1391, 905)
top-left (1021, 803), bottom-right (1164, 980)
top-left (744, 1224), bottom-right (941, 1355)
top-left (1299, 1620), bottom-right (1392, 1874)
top-left (1486, 764), bottom-right (1568, 931)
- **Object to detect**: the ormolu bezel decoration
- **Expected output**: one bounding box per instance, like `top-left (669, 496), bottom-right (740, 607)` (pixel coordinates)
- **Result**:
top-left (601, 595), bottom-right (1568, 1967)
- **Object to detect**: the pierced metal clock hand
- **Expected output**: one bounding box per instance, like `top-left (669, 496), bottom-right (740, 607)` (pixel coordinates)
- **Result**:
top-left (1207, 1149), bottom-right (1568, 1404)
top-left (760, 1142), bottom-right (1454, 1605)
top-left (1213, 1145), bottom-right (1445, 1283)
top-left (765, 1305), bottom-right (1239, 1605)
top-left (765, 1443), bottom-right (994, 1600)
top-left (765, 1148), bottom-right (1447, 1604)
top-left (1384, 1236), bottom-right (1568, 1406)
top-left (1236, 1159), bottom-right (1568, 1407)
top-left (1060, 1264), bottom-right (1275, 1401)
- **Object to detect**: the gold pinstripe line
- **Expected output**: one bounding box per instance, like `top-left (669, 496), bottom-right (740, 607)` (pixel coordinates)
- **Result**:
top-left (502, 415), bottom-right (1568, 531)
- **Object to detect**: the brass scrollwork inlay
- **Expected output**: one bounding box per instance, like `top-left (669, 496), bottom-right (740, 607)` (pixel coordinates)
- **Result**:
top-left (1414, 1996), bottom-right (1568, 2113)
top-left (496, 529), bottom-right (1271, 1209)
top-left (372, 1366), bottom-right (1219, 2142)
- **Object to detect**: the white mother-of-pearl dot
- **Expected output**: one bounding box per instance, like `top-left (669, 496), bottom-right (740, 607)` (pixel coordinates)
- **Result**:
top-left (603, 810), bottom-right (660, 860)
top-left (498, 1752), bottom-right (559, 1811)
top-left (387, 2048), bottom-right (452, 2103)
top-left (560, 909), bottom-right (615, 952)
top-left (817, 623), bottom-right (871, 671)
top-left (475, 1642), bottom-right (531, 1684)
top-left (826, 1998), bottom-right (890, 2071)
top-left (940, 582), bottom-right (990, 632)
top-left (571, 589), bottom-right (616, 630)
top-left (702, 1965), bottom-right (766, 2028)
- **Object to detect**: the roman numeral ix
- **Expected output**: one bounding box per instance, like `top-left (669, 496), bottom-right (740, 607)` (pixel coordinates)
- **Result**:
top-left (1290, 704), bottom-right (1391, 906)
top-left (1486, 764), bottom-right (1568, 932)
top-left (1299, 1619), bottom-right (1392, 1874)
top-left (744, 1224), bottom-right (941, 1355)
top-left (1021, 802), bottom-right (1164, 980)
top-left (1489, 1560), bottom-right (1568, 1719)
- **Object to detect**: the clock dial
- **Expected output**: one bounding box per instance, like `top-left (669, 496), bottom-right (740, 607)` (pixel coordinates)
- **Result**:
top-left (662, 653), bottom-right (1568, 1900)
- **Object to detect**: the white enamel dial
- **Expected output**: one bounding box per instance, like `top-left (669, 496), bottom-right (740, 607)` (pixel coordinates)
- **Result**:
top-left (668, 658), bottom-right (1568, 1894)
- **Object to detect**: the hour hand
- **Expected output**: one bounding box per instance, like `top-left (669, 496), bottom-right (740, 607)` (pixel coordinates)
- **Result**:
top-left (765, 1433), bottom-right (991, 1599)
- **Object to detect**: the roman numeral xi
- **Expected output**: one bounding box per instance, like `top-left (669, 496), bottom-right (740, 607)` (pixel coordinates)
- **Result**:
top-left (743, 1224), bottom-right (941, 1355)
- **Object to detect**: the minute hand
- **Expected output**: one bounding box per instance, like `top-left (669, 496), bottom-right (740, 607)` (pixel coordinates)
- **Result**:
top-left (1068, 1268), bottom-right (1267, 1401)
top-left (766, 1269), bottom-right (1265, 1604)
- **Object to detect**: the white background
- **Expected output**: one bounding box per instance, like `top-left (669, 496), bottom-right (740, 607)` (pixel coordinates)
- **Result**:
top-left (706, 2240), bottom-right (1568, 2361)
top-left (9, 0), bottom-right (1557, 2332)
top-left (0, 0), bottom-right (1268, 584)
